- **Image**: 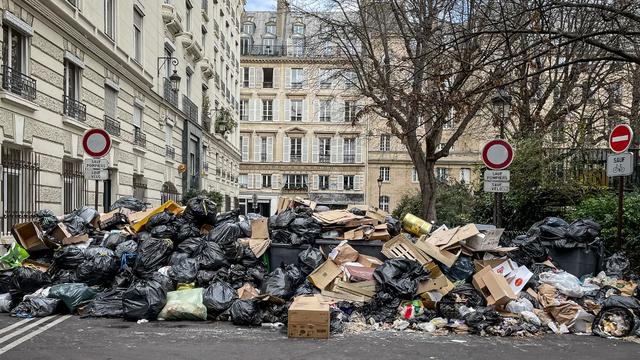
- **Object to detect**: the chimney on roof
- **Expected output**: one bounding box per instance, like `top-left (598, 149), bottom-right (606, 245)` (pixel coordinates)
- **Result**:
top-left (277, 0), bottom-right (290, 13)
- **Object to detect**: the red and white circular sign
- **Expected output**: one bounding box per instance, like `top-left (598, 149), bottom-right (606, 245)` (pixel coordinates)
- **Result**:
top-left (82, 128), bottom-right (111, 158)
top-left (482, 139), bottom-right (514, 170)
top-left (609, 124), bottom-right (633, 154)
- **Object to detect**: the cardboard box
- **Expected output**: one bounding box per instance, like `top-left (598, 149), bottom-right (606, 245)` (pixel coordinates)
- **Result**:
top-left (50, 223), bottom-right (89, 245)
top-left (12, 222), bottom-right (52, 252)
top-left (357, 254), bottom-right (383, 268)
top-left (505, 265), bottom-right (533, 295)
top-left (250, 218), bottom-right (269, 239)
top-left (343, 228), bottom-right (365, 240)
top-left (472, 266), bottom-right (517, 306)
top-left (328, 241), bottom-right (359, 265)
top-left (308, 260), bottom-right (342, 290)
top-left (492, 259), bottom-right (518, 277)
top-left (464, 229), bottom-right (504, 251)
top-left (237, 283), bottom-right (259, 299)
top-left (342, 264), bottom-right (375, 282)
top-left (288, 295), bottom-right (330, 339)
top-left (415, 224), bottom-right (479, 268)
top-left (474, 258), bottom-right (508, 272)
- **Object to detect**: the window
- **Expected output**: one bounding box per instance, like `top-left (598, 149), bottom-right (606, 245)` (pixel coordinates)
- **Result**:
top-left (263, 68), bottom-right (273, 88)
top-left (240, 99), bottom-right (248, 121)
top-left (460, 168), bottom-right (471, 184)
top-left (343, 175), bottom-right (355, 190)
top-left (262, 99), bottom-right (273, 121)
top-left (290, 138), bottom-right (302, 162)
top-left (411, 168), bottom-right (418, 183)
top-left (2, 24), bottom-right (28, 73)
top-left (344, 101), bottom-right (358, 122)
top-left (64, 61), bottom-right (81, 101)
top-left (66, 0), bottom-right (78, 7)
top-left (322, 39), bottom-right (333, 56)
top-left (266, 23), bottom-right (276, 34)
top-left (319, 100), bottom-right (331, 122)
top-left (202, 26), bottom-right (208, 54)
top-left (343, 138), bottom-right (355, 163)
top-left (380, 167), bottom-right (390, 182)
top-left (240, 136), bottom-right (248, 161)
top-left (1, 148), bottom-right (39, 232)
top-left (319, 175), bottom-right (329, 190)
top-left (293, 38), bottom-right (305, 56)
top-left (344, 71), bottom-right (357, 88)
top-left (436, 143), bottom-right (454, 152)
top-left (263, 38), bottom-right (275, 55)
top-left (290, 100), bottom-right (303, 121)
top-left (444, 110), bottom-right (454, 129)
top-left (319, 138), bottom-right (331, 163)
top-left (379, 196), bottom-right (390, 212)
top-left (380, 134), bottom-right (390, 151)
top-left (239, 174), bottom-right (248, 188)
top-left (63, 160), bottom-right (85, 214)
top-left (133, 174), bottom-right (146, 201)
top-left (319, 70), bottom-right (332, 89)
top-left (242, 23), bottom-right (254, 34)
top-left (240, 38), bottom-right (251, 55)
top-left (104, 86), bottom-right (117, 119)
top-left (260, 137), bottom-right (268, 162)
top-left (242, 67), bottom-right (249, 87)
top-left (285, 174), bottom-right (307, 189)
top-left (262, 174), bottom-right (272, 188)
top-left (105, 0), bottom-right (115, 39)
top-left (291, 68), bottom-right (304, 88)
top-left (133, 105), bottom-right (143, 131)
top-left (293, 23), bottom-right (304, 35)
top-left (186, 69), bottom-right (193, 98)
top-left (436, 167), bottom-right (449, 181)
top-left (133, 8), bottom-right (143, 62)
top-left (186, 0), bottom-right (193, 32)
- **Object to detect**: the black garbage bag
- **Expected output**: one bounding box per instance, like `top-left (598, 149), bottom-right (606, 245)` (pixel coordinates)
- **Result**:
top-left (298, 247), bottom-right (324, 276)
top-left (436, 283), bottom-right (485, 319)
top-left (373, 259), bottom-right (429, 298)
top-left (102, 232), bottom-right (128, 250)
top-left (115, 240), bottom-right (138, 259)
top-left (196, 270), bottom-right (218, 287)
top-left (566, 219), bottom-right (601, 244)
top-left (11, 297), bottom-right (60, 318)
top-left (76, 247), bottom-right (118, 286)
top-left (48, 283), bottom-right (97, 312)
top-left (235, 245), bottom-right (261, 267)
top-left (227, 264), bottom-right (249, 289)
top-left (229, 299), bottom-right (261, 326)
top-left (52, 246), bottom-right (85, 269)
top-left (197, 241), bottom-right (229, 270)
top-left (168, 258), bottom-right (199, 284)
top-left (238, 220), bottom-right (252, 238)
top-left (527, 262), bottom-right (558, 288)
top-left (506, 235), bottom-right (548, 266)
top-left (11, 266), bottom-right (52, 297)
top-left (177, 237), bottom-right (204, 256)
top-left (111, 196), bottom-right (147, 212)
top-left (35, 209), bottom-right (58, 232)
top-left (51, 269), bottom-right (78, 284)
top-left (605, 251), bottom-right (630, 277)
top-left (361, 292), bottom-right (402, 323)
top-left (83, 288), bottom-right (126, 318)
top-left (261, 267), bottom-right (296, 299)
top-left (147, 210), bottom-right (175, 228)
top-left (73, 206), bottom-right (99, 225)
top-left (464, 307), bottom-right (503, 334)
top-left (169, 252), bottom-right (189, 266)
top-left (63, 214), bottom-right (89, 236)
top-left (207, 223), bottom-right (240, 258)
top-left (203, 281), bottom-right (238, 314)
top-left (133, 237), bottom-right (173, 277)
top-left (289, 217), bottom-right (321, 243)
top-left (441, 256), bottom-right (474, 282)
top-left (386, 216), bottom-right (402, 237)
top-left (216, 209), bottom-right (240, 226)
top-left (528, 217), bottom-right (568, 242)
top-left (175, 223), bottom-right (201, 243)
top-left (150, 224), bottom-right (178, 239)
top-left (294, 280), bottom-right (320, 296)
top-left (592, 296), bottom-right (640, 338)
top-left (273, 210), bottom-right (296, 229)
top-left (285, 264), bottom-right (305, 288)
top-left (271, 229), bottom-right (293, 244)
top-left (315, 205), bottom-right (330, 213)
top-left (122, 277), bottom-right (168, 320)
top-left (183, 195), bottom-right (217, 226)
top-left (0, 271), bottom-right (12, 294)
top-left (349, 207), bottom-right (366, 216)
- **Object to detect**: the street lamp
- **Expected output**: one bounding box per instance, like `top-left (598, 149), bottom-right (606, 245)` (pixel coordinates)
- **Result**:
top-left (377, 177), bottom-right (383, 208)
top-left (157, 56), bottom-right (181, 92)
top-left (491, 87), bottom-right (512, 139)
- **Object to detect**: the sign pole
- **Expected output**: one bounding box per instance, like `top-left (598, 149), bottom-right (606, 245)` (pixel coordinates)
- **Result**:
top-left (607, 123), bottom-right (634, 250)
top-left (617, 177), bottom-right (624, 249)
top-left (95, 180), bottom-right (99, 210)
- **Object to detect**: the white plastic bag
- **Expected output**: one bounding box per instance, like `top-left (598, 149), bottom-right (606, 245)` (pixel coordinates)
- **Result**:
top-left (521, 311), bottom-right (541, 326)
top-left (539, 271), bottom-right (585, 298)
top-left (0, 293), bottom-right (11, 312)
top-left (506, 298), bottom-right (534, 313)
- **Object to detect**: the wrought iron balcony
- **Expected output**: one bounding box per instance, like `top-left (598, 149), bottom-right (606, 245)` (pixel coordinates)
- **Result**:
top-left (63, 95), bottom-right (86, 122)
top-left (262, 81), bottom-right (273, 88)
top-left (163, 77), bottom-right (178, 107)
top-left (182, 95), bottom-right (198, 124)
top-left (166, 145), bottom-right (175, 160)
top-left (241, 45), bottom-right (286, 57)
top-left (133, 127), bottom-right (146, 147)
top-left (319, 154), bottom-right (330, 163)
top-left (1, 65), bottom-right (36, 101)
top-left (343, 154), bottom-right (356, 164)
top-left (203, 162), bottom-right (209, 172)
top-left (291, 154), bottom-right (302, 163)
top-left (283, 184), bottom-right (308, 191)
top-left (104, 115), bottom-right (121, 137)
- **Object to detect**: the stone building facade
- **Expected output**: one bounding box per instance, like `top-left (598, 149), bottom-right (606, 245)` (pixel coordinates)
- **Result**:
top-left (0, 0), bottom-right (242, 233)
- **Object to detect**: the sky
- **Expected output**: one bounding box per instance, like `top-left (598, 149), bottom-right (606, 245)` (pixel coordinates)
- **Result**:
top-left (245, 0), bottom-right (277, 11)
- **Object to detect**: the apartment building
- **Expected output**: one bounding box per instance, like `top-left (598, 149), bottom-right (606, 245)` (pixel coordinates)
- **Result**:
top-left (0, 0), bottom-right (241, 233)
top-left (239, 2), bottom-right (367, 216)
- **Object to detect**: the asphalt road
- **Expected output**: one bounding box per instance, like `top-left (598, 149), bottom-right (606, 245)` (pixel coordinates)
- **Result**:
top-left (0, 314), bottom-right (637, 360)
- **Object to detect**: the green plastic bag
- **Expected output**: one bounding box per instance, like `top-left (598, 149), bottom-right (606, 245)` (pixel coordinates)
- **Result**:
top-left (0, 243), bottom-right (29, 270)
top-left (158, 288), bottom-right (207, 321)
top-left (49, 283), bottom-right (97, 312)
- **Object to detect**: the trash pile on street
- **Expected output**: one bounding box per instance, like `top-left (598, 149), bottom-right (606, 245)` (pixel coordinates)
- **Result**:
top-left (0, 195), bottom-right (638, 340)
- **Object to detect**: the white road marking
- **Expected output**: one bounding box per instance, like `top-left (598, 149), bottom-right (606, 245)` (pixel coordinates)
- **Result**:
top-left (612, 135), bottom-right (629, 142)
top-left (0, 316), bottom-right (58, 344)
top-left (0, 318), bottom-right (34, 335)
top-left (0, 315), bottom-right (71, 356)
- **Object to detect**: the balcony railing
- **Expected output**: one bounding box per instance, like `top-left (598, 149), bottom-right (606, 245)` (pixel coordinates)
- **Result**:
top-left (283, 184), bottom-right (308, 191)
top-left (204, 162), bottom-right (209, 172)
top-left (104, 115), bottom-right (121, 137)
top-left (163, 77), bottom-right (178, 107)
top-left (262, 81), bottom-right (273, 88)
top-left (63, 95), bottom-right (86, 122)
top-left (133, 127), bottom-right (146, 147)
top-left (242, 45), bottom-right (286, 57)
top-left (182, 95), bottom-right (198, 124)
top-left (291, 154), bottom-right (302, 163)
top-left (343, 154), bottom-right (356, 163)
top-left (319, 154), bottom-right (330, 163)
top-left (166, 146), bottom-right (175, 160)
top-left (319, 116), bottom-right (331, 122)
top-left (241, 45), bottom-right (342, 59)
top-left (1, 65), bottom-right (36, 101)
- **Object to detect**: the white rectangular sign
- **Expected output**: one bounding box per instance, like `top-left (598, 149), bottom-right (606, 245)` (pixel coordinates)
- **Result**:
top-left (84, 158), bottom-right (109, 180)
top-left (484, 181), bottom-right (510, 193)
top-left (607, 153), bottom-right (634, 177)
top-left (85, 169), bottom-right (109, 180)
top-left (484, 170), bottom-right (511, 182)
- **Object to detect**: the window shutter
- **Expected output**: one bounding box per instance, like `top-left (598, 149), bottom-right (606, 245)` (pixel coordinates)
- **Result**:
top-left (285, 68), bottom-right (291, 89)
top-left (301, 98), bottom-right (307, 122)
top-left (273, 68), bottom-right (279, 88)
top-left (248, 98), bottom-right (255, 121)
top-left (247, 174), bottom-right (255, 189)
top-left (301, 137), bottom-right (308, 162)
top-left (256, 99), bottom-right (263, 121)
top-left (329, 175), bottom-right (337, 190)
top-left (332, 100), bottom-right (343, 122)
top-left (241, 135), bottom-right (249, 161)
top-left (355, 137), bottom-right (363, 163)
top-left (313, 99), bottom-right (320, 122)
top-left (283, 137), bottom-right (291, 162)
top-left (312, 174), bottom-right (319, 190)
top-left (255, 173), bottom-right (263, 188)
top-left (257, 68), bottom-right (263, 88)
top-left (337, 175), bottom-right (344, 190)
top-left (267, 136), bottom-right (274, 162)
top-left (253, 136), bottom-right (261, 162)
top-left (312, 137), bottom-right (319, 163)
top-left (272, 99), bottom-right (279, 121)
top-left (337, 137), bottom-right (344, 163)
top-left (271, 174), bottom-right (280, 189)
top-left (302, 68), bottom-right (308, 88)
top-left (354, 175), bottom-right (362, 191)
top-left (330, 137), bottom-right (338, 163)
top-left (249, 67), bottom-right (256, 88)
top-left (284, 99), bottom-right (291, 121)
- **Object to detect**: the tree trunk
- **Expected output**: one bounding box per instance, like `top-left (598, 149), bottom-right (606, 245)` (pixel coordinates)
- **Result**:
top-left (415, 158), bottom-right (437, 222)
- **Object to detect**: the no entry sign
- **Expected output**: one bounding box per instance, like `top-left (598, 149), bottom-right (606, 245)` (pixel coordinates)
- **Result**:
top-left (482, 139), bottom-right (514, 170)
top-left (82, 128), bottom-right (111, 158)
top-left (609, 124), bottom-right (633, 154)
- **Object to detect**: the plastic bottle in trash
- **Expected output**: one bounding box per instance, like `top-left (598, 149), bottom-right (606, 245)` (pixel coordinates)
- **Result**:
top-left (402, 213), bottom-right (433, 236)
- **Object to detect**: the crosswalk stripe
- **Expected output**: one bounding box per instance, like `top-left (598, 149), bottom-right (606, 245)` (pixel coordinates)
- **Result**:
top-left (0, 318), bottom-right (35, 336)
top-left (0, 315), bottom-right (71, 356)
top-left (0, 316), bottom-right (58, 344)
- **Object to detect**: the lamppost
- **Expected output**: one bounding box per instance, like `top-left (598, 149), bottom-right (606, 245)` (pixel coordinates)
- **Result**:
top-left (490, 87), bottom-right (512, 227)
top-left (377, 177), bottom-right (383, 208)
top-left (157, 56), bottom-right (181, 92)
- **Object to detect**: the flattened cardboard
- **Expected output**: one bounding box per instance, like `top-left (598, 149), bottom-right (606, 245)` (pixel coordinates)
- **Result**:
top-left (308, 260), bottom-right (342, 290)
top-left (237, 283), bottom-right (259, 299)
top-left (328, 242), bottom-right (359, 265)
top-left (415, 236), bottom-right (461, 268)
top-left (474, 258), bottom-right (508, 272)
top-left (464, 229), bottom-right (504, 251)
top-left (250, 218), bottom-right (269, 239)
top-left (357, 254), bottom-right (383, 268)
top-left (342, 264), bottom-right (375, 282)
top-left (333, 279), bottom-right (376, 298)
top-left (288, 295), bottom-right (330, 339)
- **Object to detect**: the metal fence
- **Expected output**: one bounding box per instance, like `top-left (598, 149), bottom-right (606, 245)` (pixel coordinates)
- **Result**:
top-left (161, 181), bottom-right (181, 204)
top-left (63, 160), bottom-right (86, 213)
top-left (1, 148), bottom-right (41, 234)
